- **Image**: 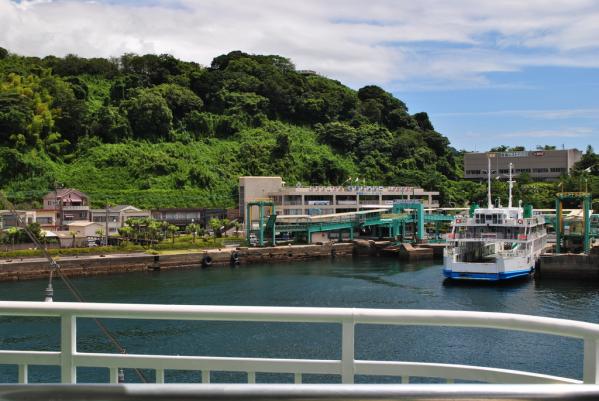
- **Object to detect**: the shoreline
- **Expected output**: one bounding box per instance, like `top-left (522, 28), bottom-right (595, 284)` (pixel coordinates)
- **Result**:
top-left (0, 243), bottom-right (355, 281)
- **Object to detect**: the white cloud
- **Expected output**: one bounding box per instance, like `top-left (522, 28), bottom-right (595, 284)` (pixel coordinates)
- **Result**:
top-left (1, 0), bottom-right (599, 89)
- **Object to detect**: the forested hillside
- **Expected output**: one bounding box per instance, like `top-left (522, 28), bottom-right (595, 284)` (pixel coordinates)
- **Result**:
top-left (0, 47), bottom-right (595, 209)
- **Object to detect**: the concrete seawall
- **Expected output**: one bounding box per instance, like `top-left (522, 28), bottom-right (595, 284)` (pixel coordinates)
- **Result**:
top-left (538, 254), bottom-right (599, 279)
top-left (0, 243), bottom-right (355, 282)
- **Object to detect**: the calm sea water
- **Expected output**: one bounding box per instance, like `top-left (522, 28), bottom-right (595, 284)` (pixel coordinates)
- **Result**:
top-left (1, 256), bottom-right (598, 383)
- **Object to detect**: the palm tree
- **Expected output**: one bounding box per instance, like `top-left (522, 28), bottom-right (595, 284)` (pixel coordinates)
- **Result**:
top-left (234, 221), bottom-right (242, 237)
top-left (69, 231), bottom-right (77, 248)
top-left (167, 224), bottom-right (179, 244)
top-left (221, 218), bottom-right (230, 237)
top-left (209, 218), bottom-right (221, 238)
top-left (186, 223), bottom-right (199, 243)
top-left (6, 227), bottom-right (18, 250)
top-left (119, 226), bottom-right (133, 245)
top-left (161, 221), bottom-right (170, 240)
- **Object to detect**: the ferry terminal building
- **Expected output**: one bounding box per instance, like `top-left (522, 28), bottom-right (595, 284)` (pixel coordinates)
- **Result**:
top-left (239, 176), bottom-right (439, 222)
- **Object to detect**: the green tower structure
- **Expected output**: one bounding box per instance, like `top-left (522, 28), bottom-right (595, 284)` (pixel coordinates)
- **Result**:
top-left (245, 201), bottom-right (276, 247)
top-left (555, 192), bottom-right (592, 254)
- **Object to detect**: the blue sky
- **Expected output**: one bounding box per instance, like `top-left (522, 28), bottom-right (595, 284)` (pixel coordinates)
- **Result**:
top-left (400, 67), bottom-right (599, 152)
top-left (2, 0), bottom-right (599, 152)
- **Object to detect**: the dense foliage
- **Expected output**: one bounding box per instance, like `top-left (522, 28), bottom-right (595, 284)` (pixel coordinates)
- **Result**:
top-left (0, 47), bottom-right (596, 209)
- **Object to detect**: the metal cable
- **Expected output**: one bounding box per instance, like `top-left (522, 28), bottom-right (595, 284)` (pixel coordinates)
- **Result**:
top-left (0, 192), bottom-right (148, 383)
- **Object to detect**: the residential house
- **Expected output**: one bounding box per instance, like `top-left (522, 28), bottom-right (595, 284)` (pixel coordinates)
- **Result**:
top-left (41, 189), bottom-right (90, 229)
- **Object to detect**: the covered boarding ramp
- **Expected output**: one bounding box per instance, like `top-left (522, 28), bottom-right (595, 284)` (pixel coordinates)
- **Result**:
top-left (274, 209), bottom-right (388, 243)
top-left (273, 202), bottom-right (454, 244)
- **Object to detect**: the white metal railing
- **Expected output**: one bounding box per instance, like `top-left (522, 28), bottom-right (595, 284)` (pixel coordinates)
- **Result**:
top-left (2, 383), bottom-right (599, 400)
top-left (457, 216), bottom-right (545, 227)
top-left (1, 302), bottom-right (599, 385)
top-left (448, 232), bottom-right (546, 242)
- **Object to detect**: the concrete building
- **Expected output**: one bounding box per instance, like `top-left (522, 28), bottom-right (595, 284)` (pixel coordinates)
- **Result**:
top-left (150, 208), bottom-right (230, 228)
top-left (67, 221), bottom-right (104, 238)
top-left (91, 205), bottom-right (151, 234)
top-left (0, 210), bottom-right (36, 229)
top-left (239, 176), bottom-right (440, 221)
top-left (464, 149), bottom-right (582, 181)
top-left (35, 210), bottom-right (56, 229)
top-left (41, 189), bottom-right (90, 229)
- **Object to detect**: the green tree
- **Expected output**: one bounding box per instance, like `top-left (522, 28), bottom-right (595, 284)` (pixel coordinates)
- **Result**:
top-left (91, 106), bottom-right (131, 142)
top-left (151, 83), bottom-right (203, 121)
top-left (315, 122), bottom-right (357, 153)
top-left (123, 89), bottom-right (173, 140)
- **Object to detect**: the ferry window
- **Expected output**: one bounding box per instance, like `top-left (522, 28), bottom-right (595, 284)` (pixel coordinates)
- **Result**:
top-left (492, 214), bottom-right (498, 224)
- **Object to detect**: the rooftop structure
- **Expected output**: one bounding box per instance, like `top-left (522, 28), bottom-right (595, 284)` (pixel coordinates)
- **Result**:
top-left (464, 149), bottom-right (582, 181)
top-left (239, 177), bottom-right (439, 221)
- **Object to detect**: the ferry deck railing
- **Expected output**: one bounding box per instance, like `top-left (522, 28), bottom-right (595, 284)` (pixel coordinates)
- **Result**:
top-left (448, 232), bottom-right (546, 241)
top-left (1, 302), bottom-right (599, 385)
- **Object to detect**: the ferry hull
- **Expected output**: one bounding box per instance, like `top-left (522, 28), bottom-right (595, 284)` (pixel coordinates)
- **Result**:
top-left (442, 267), bottom-right (533, 281)
top-left (443, 256), bottom-right (535, 281)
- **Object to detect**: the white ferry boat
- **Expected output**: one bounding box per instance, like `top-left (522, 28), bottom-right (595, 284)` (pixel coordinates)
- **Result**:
top-left (443, 161), bottom-right (547, 281)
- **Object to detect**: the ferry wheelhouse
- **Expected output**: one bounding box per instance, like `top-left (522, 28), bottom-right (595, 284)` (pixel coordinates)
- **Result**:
top-left (443, 161), bottom-right (547, 281)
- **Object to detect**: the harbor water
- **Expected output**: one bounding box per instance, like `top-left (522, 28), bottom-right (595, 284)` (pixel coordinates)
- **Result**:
top-left (1, 256), bottom-right (598, 383)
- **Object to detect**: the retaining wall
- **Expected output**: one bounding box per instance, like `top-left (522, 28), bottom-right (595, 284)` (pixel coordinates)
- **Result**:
top-left (0, 243), bottom-right (355, 282)
top-left (538, 254), bottom-right (599, 279)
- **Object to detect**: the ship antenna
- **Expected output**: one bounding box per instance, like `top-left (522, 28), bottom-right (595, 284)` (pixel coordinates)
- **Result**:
top-left (508, 162), bottom-right (513, 209)
top-left (487, 156), bottom-right (492, 208)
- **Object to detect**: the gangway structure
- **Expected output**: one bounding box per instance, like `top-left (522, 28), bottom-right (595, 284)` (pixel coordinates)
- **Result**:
top-left (554, 192), bottom-right (594, 254)
top-left (245, 199), bottom-right (455, 246)
top-left (245, 200), bottom-right (276, 247)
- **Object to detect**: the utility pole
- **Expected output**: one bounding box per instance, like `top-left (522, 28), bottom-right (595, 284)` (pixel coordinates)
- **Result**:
top-left (487, 157), bottom-right (492, 208)
top-left (105, 201), bottom-right (110, 246)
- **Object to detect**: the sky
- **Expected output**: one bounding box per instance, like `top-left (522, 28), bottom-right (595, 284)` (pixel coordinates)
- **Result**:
top-left (1, 0), bottom-right (599, 152)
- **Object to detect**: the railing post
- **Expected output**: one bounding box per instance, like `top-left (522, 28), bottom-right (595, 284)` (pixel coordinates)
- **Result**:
top-left (18, 365), bottom-right (28, 384)
top-left (341, 320), bottom-right (355, 384)
top-left (156, 369), bottom-right (165, 384)
top-left (60, 314), bottom-right (77, 384)
top-left (109, 368), bottom-right (118, 384)
top-left (584, 338), bottom-right (599, 383)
